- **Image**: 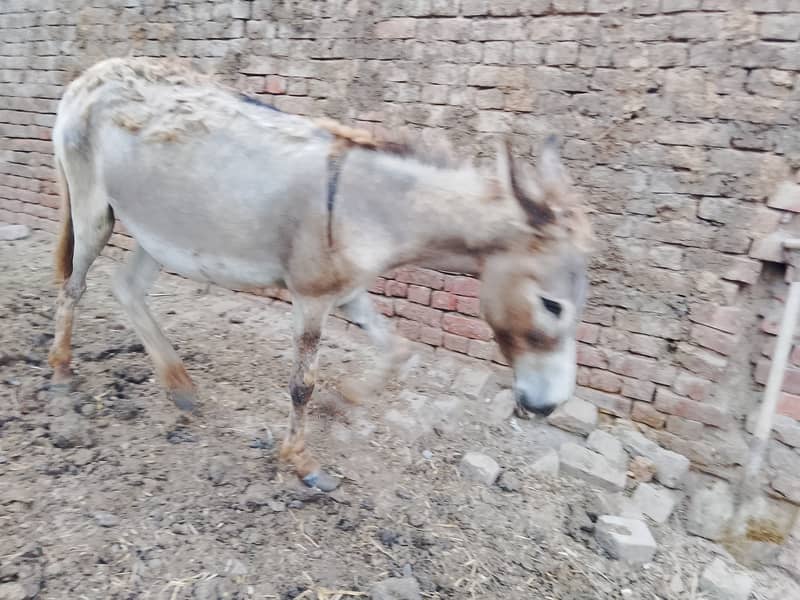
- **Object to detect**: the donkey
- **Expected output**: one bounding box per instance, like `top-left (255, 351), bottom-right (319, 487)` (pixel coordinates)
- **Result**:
top-left (48, 58), bottom-right (592, 491)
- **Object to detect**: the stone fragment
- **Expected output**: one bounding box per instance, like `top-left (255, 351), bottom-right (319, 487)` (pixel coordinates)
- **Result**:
top-left (587, 491), bottom-right (643, 521)
top-left (547, 398), bottom-right (598, 436)
top-left (595, 516), bottom-right (657, 563)
top-left (50, 413), bottom-right (94, 449)
top-left (587, 430), bottom-right (626, 466)
top-left (699, 558), bottom-right (754, 600)
top-left (559, 443), bottom-right (627, 491)
top-left (631, 483), bottom-right (680, 524)
top-left (530, 449), bottom-right (560, 477)
top-left (241, 483), bottom-right (272, 507)
top-left (487, 389), bottom-right (516, 424)
top-left (453, 366), bottom-right (495, 400)
top-left (371, 577), bottom-right (422, 600)
top-left (459, 452), bottom-right (501, 485)
top-left (686, 480), bottom-right (734, 541)
top-left (93, 511), bottom-right (119, 528)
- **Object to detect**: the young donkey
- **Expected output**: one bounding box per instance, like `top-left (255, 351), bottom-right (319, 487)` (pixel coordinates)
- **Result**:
top-left (49, 58), bottom-right (592, 491)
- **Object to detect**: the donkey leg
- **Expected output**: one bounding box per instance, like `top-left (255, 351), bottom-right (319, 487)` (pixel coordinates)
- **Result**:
top-left (112, 245), bottom-right (198, 413)
top-left (279, 295), bottom-right (339, 491)
top-left (337, 291), bottom-right (413, 404)
top-left (48, 206), bottom-right (114, 385)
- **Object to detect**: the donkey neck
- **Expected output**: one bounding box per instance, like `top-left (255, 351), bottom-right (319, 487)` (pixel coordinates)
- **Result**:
top-left (340, 149), bottom-right (526, 274)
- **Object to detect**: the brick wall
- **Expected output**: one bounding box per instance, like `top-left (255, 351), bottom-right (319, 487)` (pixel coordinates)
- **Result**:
top-left (2, 1), bottom-right (800, 494)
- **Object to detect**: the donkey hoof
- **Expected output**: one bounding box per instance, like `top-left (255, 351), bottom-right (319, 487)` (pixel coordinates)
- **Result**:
top-left (302, 470), bottom-right (341, 492)
top-left (168, 389), bottom-right (200, 414)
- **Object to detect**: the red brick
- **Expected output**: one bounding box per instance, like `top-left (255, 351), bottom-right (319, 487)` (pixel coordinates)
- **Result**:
top-left (689, 304), bottom-right (744, 335)
top-left (394, 299), bottom-right (442, 326)
top-left (690, 324), bottom-right (738, 356)
top-left (577, 367), bottom-right (591, 387)
top-left (755, 359), bottom-right (800, 395)
top-left (672, 371), bottom-right (712, 402)
top-left (628, 333), bottom-right (668, 358)
top-left (369, 277), bottom-right (387, 294)
top-left (395, 267), bottom-right (445, 290)
top-left (443, 332), bottom-right (469, 353)
top-left (599, 328), bottom-right (629, 351)
top-left (632, 402), bottom-right (666, 429)
top-left (583, 305), bottom-right (615, 326)
top-left (791, 345), bottom-right (800, 367)
top-left (608, 352), bottom-right (658, 380)
top-left (431, 291), bottom-right (458, 310)
top-left (407, 285), bottom-right (431, 305)
top-left (395, 318), bottom-right (421, 341)
top-left (385, 280), bottom-right (408, 297)
top-left (375, 17), bottom-right (417, 38)
top-left (419, 326), bottom-right (443, 347)
top-left (372, 296), bottom-right (394, 317)
top-left (723, 257), bottom-right (762, 285)
top-left (577, 322), bottom-right (600, 344)
top-left (456, 295), bottom-right (481, 317)
top-left (444, 275), bottom-right (481, 297)
top-left (654, 388), bottom-right (732, 429)
top-left (441, 313), bottom-right (493, 341)
top-left (587, 368), bottom-right (623, 393)
top-left (577, 343), bottom-right (607, 368)
top-left (621, 377), bottom-right (656, 402)
top-left (492, 346), bottom-right (510, 366)
top-left (778, 392), bottom-right (800, 420)
top-left (263, 75), bottom-right (286, 94)
top-left (468, 339), bottom-right (495, 360)
top-left (675, 343), bottom-right (727, 381)
top-left (576, 387), bottom-right (632, 418)
top-left (666, 415), bottom-right (704, 438)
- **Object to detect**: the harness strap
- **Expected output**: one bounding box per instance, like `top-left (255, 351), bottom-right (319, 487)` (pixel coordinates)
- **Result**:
top-left (326, 138), bottom-right (351, 247)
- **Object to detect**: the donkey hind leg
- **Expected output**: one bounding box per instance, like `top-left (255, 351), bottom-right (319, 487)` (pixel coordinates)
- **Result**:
top-left (279, 295), bottom-right (340, 492)
top-left (48, 203), bottom-right (114, 386)
top-left (112, 245), bottom-right (198, 414)
top-left (337, 291), bottom-right (414, 404)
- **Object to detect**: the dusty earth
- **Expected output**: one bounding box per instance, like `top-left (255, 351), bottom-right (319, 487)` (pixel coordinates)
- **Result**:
top-left (1, 231), bottom-right (798, 600)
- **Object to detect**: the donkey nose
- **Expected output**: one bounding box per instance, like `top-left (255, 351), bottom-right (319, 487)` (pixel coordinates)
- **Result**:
top-left (518, 388), bottom-right (558, 416)
top-left (528, 401), bottom-right (557, 417)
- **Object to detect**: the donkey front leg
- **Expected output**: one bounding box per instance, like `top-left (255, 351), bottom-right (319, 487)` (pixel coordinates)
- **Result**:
top-left (113, 245), bottom-right (199, 413)
top-left (337, 291), bottom-right (413, 404)
top-left (279, 295), bottom-right (340, 491)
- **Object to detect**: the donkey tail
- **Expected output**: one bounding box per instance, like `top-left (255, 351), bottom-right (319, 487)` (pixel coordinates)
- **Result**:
top-left (54, 157), bottom-right (74, 284)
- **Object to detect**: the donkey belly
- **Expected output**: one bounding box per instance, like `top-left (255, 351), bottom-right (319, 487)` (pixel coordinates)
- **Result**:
top-left (98, 128), bottom-right (326, 290)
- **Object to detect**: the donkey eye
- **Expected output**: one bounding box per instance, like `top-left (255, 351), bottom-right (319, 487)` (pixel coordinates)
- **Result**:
top-left (541, 297), bottom-right (563, 318)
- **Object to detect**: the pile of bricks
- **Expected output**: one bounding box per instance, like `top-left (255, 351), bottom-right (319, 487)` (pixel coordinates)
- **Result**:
top-left (2, 0), bottom-right (800, 496)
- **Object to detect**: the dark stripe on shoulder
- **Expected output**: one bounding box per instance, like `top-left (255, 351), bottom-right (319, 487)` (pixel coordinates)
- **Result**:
top-left (239, 93), bottom-right (282, 112)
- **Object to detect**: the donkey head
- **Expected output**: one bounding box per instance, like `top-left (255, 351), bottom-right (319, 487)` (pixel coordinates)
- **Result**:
top-left (480, 137), bottom-right (591, 417)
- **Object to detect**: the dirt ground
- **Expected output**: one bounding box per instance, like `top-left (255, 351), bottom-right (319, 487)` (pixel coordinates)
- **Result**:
top-left (1, 231), bottom-right (798, 600)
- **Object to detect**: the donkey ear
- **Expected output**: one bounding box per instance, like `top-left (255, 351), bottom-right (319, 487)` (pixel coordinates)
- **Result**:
top-left (538, 135), bottom-right (569, 193)
top-left (500, 139), bottom-right (556, 228)
top-left (494, 137), bottom-right (514, 192)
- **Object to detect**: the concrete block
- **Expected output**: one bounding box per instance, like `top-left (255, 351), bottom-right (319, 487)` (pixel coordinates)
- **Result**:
top-left (631, 483), bottom-right (680, 524)
top-left (453, 366), bottom-right (494, 400)
top-left (687, 480), bottom-right (734, 541)
top-left (699, 558), bottom-right (754, 600)
top-left (0, 224), bottom-right (30, 240)
top-left (587, 429), bottom-right (627, 466)
top-left (595, 516), bottom-right (657, 563)
top-left (548, 398), bottom-right (598, 436)
top-left (530, 449), bottom-right (560, 477)
top-left (615, 428), bottom-right (690, 488)
top-left (559, 443), bottom-right (627, 491)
